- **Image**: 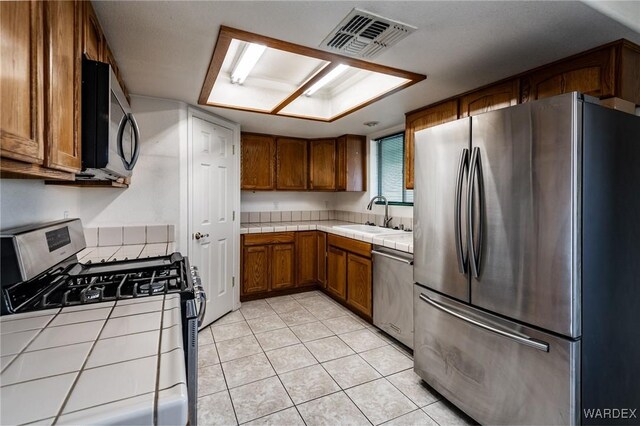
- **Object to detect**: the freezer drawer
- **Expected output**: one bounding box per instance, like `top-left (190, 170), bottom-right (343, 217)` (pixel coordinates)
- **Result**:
top-left (414, 286), bottom-right (580, 425)
top-left (372, 247), bottom-right (414, 349)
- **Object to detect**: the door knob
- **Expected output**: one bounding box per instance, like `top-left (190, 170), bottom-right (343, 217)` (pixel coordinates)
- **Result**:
top-left (194, 232), bottom-right (209, 240)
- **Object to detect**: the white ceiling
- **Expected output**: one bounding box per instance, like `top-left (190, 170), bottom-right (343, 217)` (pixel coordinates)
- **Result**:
top-left (93, 1), bottom-right (640, 138)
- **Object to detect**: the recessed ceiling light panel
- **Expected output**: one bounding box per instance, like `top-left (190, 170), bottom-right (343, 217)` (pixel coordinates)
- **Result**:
top-left (231, 43), bottom-right (266, 84)
top-left (199, 26), bottom-right (426, 122)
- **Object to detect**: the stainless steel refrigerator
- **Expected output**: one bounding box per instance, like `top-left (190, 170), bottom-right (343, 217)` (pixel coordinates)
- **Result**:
top-left (413, 92), bottom-right (640, 425)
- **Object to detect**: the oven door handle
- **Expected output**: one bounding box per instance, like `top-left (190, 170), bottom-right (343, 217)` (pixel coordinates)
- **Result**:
top-left (196, 284), bottom-right (207, 327)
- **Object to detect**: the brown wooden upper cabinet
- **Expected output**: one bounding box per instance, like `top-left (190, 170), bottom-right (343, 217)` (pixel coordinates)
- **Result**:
top-left (44, 0), bottom-right (83, 174)
top-left (459, 79), bottom-right (519, 118)
top-left (404, 39), bottom-right (640, 190)
top-left (336, 135), bottom-right (366, 192)
top-left (82, 1), bottom-right (104, 62)
top-left (309, 138), bottom-right (336, 191)
top-left (1, 0), bottom-right (129, 181)
top-left (276, 137), bottom-right (308, 190)
top-left (521, 41), bottom-right (640, 105)
top-left (1, 1), bottom-right (45, 167)
top-left (241, 133), bottom-right (276, 190)
top-left (404, 100), bottom-right (458, 190)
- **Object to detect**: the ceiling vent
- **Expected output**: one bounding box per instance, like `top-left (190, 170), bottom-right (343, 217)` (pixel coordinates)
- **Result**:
top-left (321, 8), bottom-right (417, 59)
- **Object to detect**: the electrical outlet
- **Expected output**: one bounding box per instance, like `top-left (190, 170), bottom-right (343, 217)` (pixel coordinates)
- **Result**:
top-left (63, 211), bottom-right (69, 219)
top-left (273, 201), bottom-right (279, 210)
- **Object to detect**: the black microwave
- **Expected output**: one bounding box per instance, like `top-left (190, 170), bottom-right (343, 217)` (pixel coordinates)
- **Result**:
top-left (80, 57), bottom-right (140, 180)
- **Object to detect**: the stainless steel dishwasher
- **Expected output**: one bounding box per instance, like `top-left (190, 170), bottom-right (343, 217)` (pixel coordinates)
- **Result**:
top-left (372, 246), bottom-right (414, 349)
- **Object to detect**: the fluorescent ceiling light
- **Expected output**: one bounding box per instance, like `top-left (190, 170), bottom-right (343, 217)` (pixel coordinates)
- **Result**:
top-left (231, 43), bottom-right (266, 84)
top-left (304, 64), bottom-right (350, 96)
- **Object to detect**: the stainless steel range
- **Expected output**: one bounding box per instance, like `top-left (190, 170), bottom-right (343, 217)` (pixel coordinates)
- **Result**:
top-left (1, 219), bottom-right (205, 424)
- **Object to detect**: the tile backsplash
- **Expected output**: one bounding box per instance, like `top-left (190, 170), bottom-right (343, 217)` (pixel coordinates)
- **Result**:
top-left (240, 210), bottom-right (413, 230)
top-left (84, 225), bottom-right (176, 247)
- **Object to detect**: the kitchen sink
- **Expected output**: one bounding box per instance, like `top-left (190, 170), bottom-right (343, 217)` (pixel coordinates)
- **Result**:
top-left (333, 224), bottom-right (408, 236)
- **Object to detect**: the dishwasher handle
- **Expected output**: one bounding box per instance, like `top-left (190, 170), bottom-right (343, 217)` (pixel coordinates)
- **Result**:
top-left (372, 250), bottom-right (413, 265)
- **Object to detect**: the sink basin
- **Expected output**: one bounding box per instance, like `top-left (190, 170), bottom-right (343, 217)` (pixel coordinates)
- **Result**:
top-left (333, 224), bottom-right (407, 236)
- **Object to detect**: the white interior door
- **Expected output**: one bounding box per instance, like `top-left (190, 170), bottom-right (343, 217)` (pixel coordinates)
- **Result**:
top-left (190, 116), bottom-right (236, 328)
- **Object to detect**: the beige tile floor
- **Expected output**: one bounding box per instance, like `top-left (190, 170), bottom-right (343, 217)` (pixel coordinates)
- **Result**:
top-left (197, 291), bottom-right (476, 426)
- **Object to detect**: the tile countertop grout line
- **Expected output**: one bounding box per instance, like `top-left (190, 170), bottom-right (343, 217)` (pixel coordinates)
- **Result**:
top-left (152, 294), bottom-right (167, 425)
top-left (51, 302), bottom-right (118, 425)
top-left (0, 309), bottom-right (62, 375)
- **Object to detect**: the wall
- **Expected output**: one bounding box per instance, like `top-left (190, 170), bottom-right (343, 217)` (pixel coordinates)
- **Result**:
top-left (0, 96), bottom-right (189, 247)
top-left (241, 191), bottom-right (333, 212)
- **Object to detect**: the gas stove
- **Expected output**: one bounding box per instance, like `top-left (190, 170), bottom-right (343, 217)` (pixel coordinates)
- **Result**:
top-left (2, 253), bottom-right (192, 314)
top-left (1, 219), bottom-right (204, 423)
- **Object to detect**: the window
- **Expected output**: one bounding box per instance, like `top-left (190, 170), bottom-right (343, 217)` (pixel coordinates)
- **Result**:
top-left (375, 132), bottom-right (413, 205)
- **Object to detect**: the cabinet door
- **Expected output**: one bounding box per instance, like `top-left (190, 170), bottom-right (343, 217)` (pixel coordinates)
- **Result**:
top-left (317, 232), bottom-right (327, 288)
top-left (44, 0), bottom-right (82, 173)
top-left (241, 133), bottom-right (275, 190)
top-left (336, 135), bottom-right (366, 192)
top-left (242, 245), bottom-right (270, 294)
top-left (276, 137), bottom-right (308, 190)
top-left (1, 1), bottom-right (45, 164)
top-left (272, 243), bottom-right (295, 290)
top-left (404, 100), bottom-right (458, 190)
top-left (336, 137), bottom-right (347, 191)
top-left (327, 246), bottom-right (347, 300)
top-left (347, 253), bottom-right (372, 317)
top-left (521, 47), bottom-right (616, 103)
top-left (296, 231), bottom-right (318, 285)
top-left (459, 80), bottom-right (519, 118)
top-left (82, 1), bottom-right (104, 62)
top-left (309, 138), bottom-right (336, 190)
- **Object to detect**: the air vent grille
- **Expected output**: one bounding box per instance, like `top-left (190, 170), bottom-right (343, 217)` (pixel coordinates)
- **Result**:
top-left (321, 9), bottom-right (416, 58)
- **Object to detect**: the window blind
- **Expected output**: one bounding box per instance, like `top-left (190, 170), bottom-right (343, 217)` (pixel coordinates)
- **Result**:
top-left (376, 133), bottom-right (413, 204)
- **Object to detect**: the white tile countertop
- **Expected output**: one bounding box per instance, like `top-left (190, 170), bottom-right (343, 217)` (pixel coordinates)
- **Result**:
top-left (241, 220), bottom-right (414, 254)
top-left (0, 295), bottom-right (187, 425)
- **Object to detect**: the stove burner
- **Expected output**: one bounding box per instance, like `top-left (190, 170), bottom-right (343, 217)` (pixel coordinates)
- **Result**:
top-left (139, 282), bottom-right (165, 294)
top-left (82, 289), bottom-right (102, 302)
top-left (4, 253), bottom-right (189, 313)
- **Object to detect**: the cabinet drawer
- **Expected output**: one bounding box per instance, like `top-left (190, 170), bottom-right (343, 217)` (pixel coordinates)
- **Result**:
top-left (243, 232), bottom-right (295, 246)
top-left (413, 286), bottom-right (579, 425)
top-left (327, 234), bottom-right (371, 258)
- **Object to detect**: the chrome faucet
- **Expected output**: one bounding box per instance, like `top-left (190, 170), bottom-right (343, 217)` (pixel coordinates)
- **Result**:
top-left (367, 195), bottom-right (392, 228)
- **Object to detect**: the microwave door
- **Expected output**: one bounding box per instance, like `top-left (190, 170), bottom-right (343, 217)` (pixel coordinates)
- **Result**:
top-left (106, 92), bottom-right (131, 177)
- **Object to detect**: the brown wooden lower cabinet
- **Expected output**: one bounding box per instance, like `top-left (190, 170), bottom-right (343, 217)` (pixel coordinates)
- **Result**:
top-left (241, 232), bottom-right (295, 296)
top-left (296, 231), bottom-right (317, 285)
top-left (317, 232), bottom-right (327, 288)
top-left (326, 236), bottom-right (373, 318)
top-left (327, 246), bottom-right (347, 299)
top-left (271, 243), bottom-right (295, 290)
top-left (346, 253), bottom-right (372, 317)
top-left (241, 231), bottom-right (371, 317)
top-left (242, 245), bottom-right (270, 294)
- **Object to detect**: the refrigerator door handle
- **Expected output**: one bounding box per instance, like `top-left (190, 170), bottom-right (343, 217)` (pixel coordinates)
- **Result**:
top-left (419, 293), bottom-right (550, 352)
top-left (468, 147), bottom-right (484, 277)
top-left (454, 148), bottom-right (470, 273)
